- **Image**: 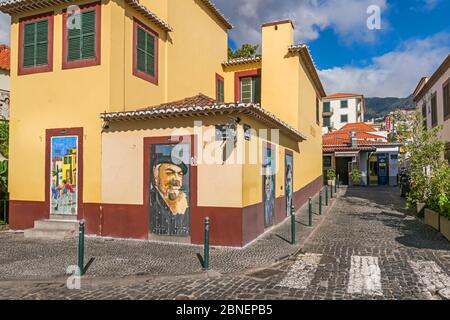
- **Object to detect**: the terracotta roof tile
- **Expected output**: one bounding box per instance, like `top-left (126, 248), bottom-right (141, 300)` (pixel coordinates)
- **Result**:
top-left (0, 45), bottom-right (10, 72)
top-left (338, 123), bottom-right (378, 132)
top-left (222, 56), bottom-right (261, 67)
top-left (0, 0), bottom-right (173, 32)
top-left (324, 93), bottom-right (363, 99)
top-left (102, 94), bottom-right (307, 141)
top-left (139, 93), bottom-right (217, 111)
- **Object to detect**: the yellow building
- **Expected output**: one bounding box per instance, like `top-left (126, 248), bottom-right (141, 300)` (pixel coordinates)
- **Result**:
top-left (1, 1), bottom-right (325, 246)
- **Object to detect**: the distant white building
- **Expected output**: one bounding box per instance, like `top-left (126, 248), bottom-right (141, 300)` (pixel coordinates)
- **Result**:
top-left (322, 93), bottom-right (365, 133)
top-left (414, 54), bottom-right (450, 163)
top-left (0, 44), bottom-right (9, 121)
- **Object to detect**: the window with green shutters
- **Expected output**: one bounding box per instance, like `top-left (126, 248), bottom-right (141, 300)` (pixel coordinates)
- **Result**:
top-left (136, 27), bottom-right (156, 77)
top-left (19, 13), bottom-right (53, 75)
top-left (341, 100), bottom-right (348, 109)
top-left (240, 76), bottom-right (261, 103)
top-left (67, 10), bottom-right (97, 61)
top-left (23, 19), bottom-right (49, 68)
top-left (216, 75), bottom-right (224, 103)
top-left (133, 19), bottom-right (158, 84)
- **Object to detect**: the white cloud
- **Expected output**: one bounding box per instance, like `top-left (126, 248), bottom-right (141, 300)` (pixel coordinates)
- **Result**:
top-left (319, 32), bottom-right (450, 97)
top-left (0, 12), bottom-right (10, 45)
top-left (215, 0), bottom-right (388, 45)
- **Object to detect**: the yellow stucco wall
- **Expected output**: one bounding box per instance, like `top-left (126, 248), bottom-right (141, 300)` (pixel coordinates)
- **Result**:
top-left (8, 0), bottom-right (229, 204)
top-left (8, 0), bottom-right (112, 203)
top-left (165, 0), bottom-right (228, 102)
top-left (261, 23), bottom-right (299, 130)
top-left (101, 116), bottom-right (243, 207)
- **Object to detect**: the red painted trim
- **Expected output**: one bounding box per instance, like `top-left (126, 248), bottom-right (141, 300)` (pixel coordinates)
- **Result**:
top-left (9, 200), bottom-right (47, 230)
top-left (234, 69), bottom-right (261, 102)
top-left (62, 2), bottom-right (101, 70)
top-left (45, 128), bottom-right (84, 220)
top-left (143, 135), bottom-right (197, 239)
top-left (18, 12), bottom-right (54, 76)
top-left (215, 73), bottom-right (224, 102)
top-left (133, 18), bottom-right (159, 85)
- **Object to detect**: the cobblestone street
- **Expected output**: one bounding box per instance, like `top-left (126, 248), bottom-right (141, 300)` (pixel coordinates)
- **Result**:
top-left (1, 187), bottom-right (450, 300)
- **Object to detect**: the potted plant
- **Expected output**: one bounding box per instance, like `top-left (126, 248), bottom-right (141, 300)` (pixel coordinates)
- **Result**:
top-left (327, 169), bottom-right (336, 186)
top-left (350, 168), bottom-right (363, 186)
top-left (427, 165), bottom-right (450, 238)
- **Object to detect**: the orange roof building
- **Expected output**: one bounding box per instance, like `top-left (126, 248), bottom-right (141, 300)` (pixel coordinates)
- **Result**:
top-left (323, 123), bottom-right (401, 186)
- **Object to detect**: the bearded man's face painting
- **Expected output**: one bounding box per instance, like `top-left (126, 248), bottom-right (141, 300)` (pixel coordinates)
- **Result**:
top-left (156, 163), bottom-right (185, 201)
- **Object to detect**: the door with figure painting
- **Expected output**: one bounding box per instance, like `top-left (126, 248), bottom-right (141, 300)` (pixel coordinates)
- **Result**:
top-left (49, 134), bottom-right (80, 217)
top-left (285, 153), bottom-right (293, 217)
top-left (149, 143), bottom-right (191, 237)
top-left (263, 146), bottom-right (275, 228)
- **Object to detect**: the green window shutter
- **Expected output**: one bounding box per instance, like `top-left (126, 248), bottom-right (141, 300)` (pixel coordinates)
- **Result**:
top-left (81, 10), bottom-right (96, 59)
top-left (136, 25), bottom-right (156, 77)
top-left (67, 9), bottom-right (96, 61)
top-left (23, 19), bottom-right (48, 68)
top-left (68, 16), bottom-right (81, 61)
top-left (23, 22), bottom-right (36, 67)
top-left (136, 27), bottom-right (147, 73)
top-left (35, 19), bottom-right (49, 66)
top-left (146, 34), bottom-right (155, 76)
top-left (253, 76), bottom-right (261, 103)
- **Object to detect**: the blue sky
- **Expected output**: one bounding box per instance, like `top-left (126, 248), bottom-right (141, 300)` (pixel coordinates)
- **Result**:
top-left (0, 0), bottom-right (449, 97)
top-left (216, 0), bottom-right (450, 97)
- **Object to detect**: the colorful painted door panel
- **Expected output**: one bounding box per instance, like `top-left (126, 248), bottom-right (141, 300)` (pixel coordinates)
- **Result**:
top-left (50, 136), bottom-right (78, 216)
top-left (263, 146), bottom-right (275, 228)
top-left (285, 153), bottom-right (293, 217)
top-left (149, 143), bottom-right (191, 237)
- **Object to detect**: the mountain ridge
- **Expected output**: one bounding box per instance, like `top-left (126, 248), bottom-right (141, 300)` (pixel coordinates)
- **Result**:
top-left (364, 94), bottom-right (415, 121)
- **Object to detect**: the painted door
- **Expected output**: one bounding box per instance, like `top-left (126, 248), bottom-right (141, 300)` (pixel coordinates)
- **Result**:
top-left (285, 153), bottom-right (293, 217)
top-left (377, 154), bottom-right (389, 185)
top-left (50, 136), bottom-right (78, 216)
top-left (149, 143), bottom-right (191, 237)
top-left (263, 147), bottom-right (275, 228)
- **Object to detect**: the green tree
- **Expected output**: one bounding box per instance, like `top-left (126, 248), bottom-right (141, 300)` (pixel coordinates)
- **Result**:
top-left (0, 120), bottom-right (8, 195)
top-left (393, 111), bottom-right (449, 208)
top-left (228, 44), bottom-right (260, 59)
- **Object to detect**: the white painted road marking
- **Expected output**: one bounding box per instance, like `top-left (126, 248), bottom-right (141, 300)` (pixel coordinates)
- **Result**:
top-left (409, 260), bottom-right (450, 298)
top-left (278, 253), bottom-right (322, 290)
top-left (347, 256), bottom-right (383, 296)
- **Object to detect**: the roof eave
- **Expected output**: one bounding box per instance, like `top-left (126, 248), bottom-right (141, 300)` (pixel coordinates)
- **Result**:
top-left (0, 0), bottom-right (173, 32)
top-left (101, 103), bottom-right (306, 142)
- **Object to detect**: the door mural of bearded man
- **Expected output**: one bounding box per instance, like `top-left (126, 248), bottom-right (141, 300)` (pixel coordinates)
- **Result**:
top-left (150, 144), bottom-right (190, 237)
top-left (263, 147), bottom-right (275, 228)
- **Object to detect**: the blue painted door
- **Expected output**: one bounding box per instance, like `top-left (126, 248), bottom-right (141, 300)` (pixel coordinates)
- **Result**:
top-left (377, 154), bottom-right (389, 185)
top-left (285, 154), bottom-right (293, 217)
top-left (263, 147), bottom-right (275, 228)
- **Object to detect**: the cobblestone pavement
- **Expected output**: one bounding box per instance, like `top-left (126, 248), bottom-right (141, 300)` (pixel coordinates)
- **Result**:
top-left (2, 186), bottom-right (450, 300)
top-left (0, 188), bottom-right (334, 281)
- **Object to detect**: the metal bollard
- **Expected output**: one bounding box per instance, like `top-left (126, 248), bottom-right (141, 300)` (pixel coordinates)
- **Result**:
top-left (78, 220), bottom-right (85, 276)
top-left (337, 174), bottom-right (340, 189)
top-left (325, 186), bottom-right (329, 206)
top-left (319, 190), bottom-right (323, 216)
top-left (308, 197), bottom-right (313, 227)
top-left (335, 178), bottom-right (338, 194)
top-left (330, 184), bottom-right (334, 199)
top-left (203, 217), bottom-right (210, 270)
top-left (291, 205), bottom-right (296, 245)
